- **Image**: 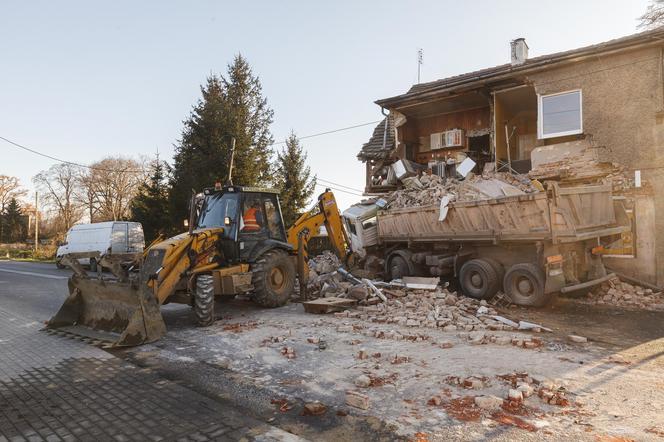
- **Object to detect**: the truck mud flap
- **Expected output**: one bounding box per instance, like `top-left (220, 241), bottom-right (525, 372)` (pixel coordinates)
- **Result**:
top-left (45, 275), bottom-right (166, 347)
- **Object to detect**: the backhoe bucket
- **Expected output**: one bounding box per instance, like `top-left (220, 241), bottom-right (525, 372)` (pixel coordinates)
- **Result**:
top-left (46, 275), bottom-right (166, 347)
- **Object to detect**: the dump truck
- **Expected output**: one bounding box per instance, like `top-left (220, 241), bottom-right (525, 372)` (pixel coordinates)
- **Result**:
top-left (47, 185), bottom-right (352, 347)
top-left (343, 181), bottom-right (630, 306)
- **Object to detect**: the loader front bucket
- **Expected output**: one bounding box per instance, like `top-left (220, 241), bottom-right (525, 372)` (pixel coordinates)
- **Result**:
top-left (46, 275), bottom-right (166, 347)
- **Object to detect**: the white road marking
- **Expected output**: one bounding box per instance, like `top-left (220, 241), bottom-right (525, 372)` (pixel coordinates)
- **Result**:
top-left (0, 268), bottom-right (69, 280)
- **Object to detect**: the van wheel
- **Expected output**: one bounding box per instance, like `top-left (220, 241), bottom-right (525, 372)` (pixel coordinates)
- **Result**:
top-left (194, 274), bottom-right (215, 326)
top-left (89, 258), bottom-right (98, 273)
top-left (503, 263), bottom-right (547, 307)
top-left (459, 259), bottom-right (501, 300)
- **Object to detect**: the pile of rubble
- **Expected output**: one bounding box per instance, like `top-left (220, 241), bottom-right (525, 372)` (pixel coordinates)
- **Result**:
top-left (336, 285), bottom-right (537, 334)
top-left (387, 171), bottom-right (539, 209)
top-left (388, 174), bottom-right (458, 208)
top-left (583, 276), bottom-right (664, 311)
top-left (305, 251), bottom-right (350, 297)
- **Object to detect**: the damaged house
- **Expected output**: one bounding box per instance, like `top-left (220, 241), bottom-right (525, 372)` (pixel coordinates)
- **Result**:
top-left (359, 28), bottom-right (664, 287)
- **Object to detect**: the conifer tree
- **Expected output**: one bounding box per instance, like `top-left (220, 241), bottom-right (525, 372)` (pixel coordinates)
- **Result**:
top-left (274, 132), bottom-right (316, 226)
top-left (2, 198), bottom-right (25, 242)
top-left (130, 159), bottom-right (171, 242)
top-left (169, 55), bottom-right (274, 225)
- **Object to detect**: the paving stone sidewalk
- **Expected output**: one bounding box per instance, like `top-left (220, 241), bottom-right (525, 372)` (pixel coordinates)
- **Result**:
top-left (0, 307), bottom-right (304, 442)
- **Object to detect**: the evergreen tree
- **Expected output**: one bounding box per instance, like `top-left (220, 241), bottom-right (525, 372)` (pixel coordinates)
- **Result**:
top-left (169, 55), bottom-right (274, 225)
top-left (130, 159), bottom-right (171, 242)
top-left (274, 132), bottom-right (316, 226)
top-left (2, 198), bottom-right (25, 242)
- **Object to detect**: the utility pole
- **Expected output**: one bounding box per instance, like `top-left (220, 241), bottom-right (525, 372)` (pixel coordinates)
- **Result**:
top-left (417, 48), bottom-right (423, 83)
top-left (34, 192), bottom-right (39, 252)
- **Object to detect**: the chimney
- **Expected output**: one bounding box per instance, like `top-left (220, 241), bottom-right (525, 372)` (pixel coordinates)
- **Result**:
top-left (510, 38), bottom-right (528, 65)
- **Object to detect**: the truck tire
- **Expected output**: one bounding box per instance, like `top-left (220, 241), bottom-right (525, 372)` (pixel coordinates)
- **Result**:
top-left (251, 249), bottom-right (295, 308)
top-left (459, 259), bottom-right (501, 300)
top-left (386, 252), bottom-right (412, 281)
top-left (89, 258), bottom-right (98, 273)
top-left (194, 274), bottom-right (215, 326)
top-left (503, 263), bottom-right (547, 307)
top-left (55, 259), bottom-right (65, 270)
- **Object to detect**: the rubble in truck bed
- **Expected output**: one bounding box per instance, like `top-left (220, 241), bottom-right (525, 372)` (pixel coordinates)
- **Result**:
top-left (386, 170), bottom-right (540, 209)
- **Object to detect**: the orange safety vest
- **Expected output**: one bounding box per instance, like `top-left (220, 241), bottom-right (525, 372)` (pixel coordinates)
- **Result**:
top-left (243, 207), bottom-right (261, 231)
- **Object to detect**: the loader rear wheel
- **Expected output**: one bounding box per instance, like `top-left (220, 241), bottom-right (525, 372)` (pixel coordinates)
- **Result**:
top-left (194, 274), bottom-right (215, 326)
top-left (459, 258), bottom-right (501, 300)
top-left (251, 249), bottom-right (295, 308)
top-left (503, 263), bottom-right (547, 307)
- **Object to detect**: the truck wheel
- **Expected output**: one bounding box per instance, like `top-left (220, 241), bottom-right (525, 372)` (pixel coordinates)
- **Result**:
top-left (459, 259), bottom-right (501, 300)
top-left (251, 249), bottom-right (295, 308)
top-left (386, 254), bottom-right (411, 281)
top-left (194, 274), bottom-right (215, 326)
top-left (55, 259), bottom-right (65, 270)
top-left (89, 258), bottom-right (98, 273)
top-left (503, 263), bottom-right (547, 307)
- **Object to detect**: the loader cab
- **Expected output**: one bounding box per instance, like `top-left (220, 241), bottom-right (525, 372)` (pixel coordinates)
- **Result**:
top-left (196, 186), bottom-right (290, 263)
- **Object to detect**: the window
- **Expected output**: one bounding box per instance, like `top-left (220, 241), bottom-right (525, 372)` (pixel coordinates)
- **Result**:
top-left (263, 196), bottom-right (285, 241)
top-left (361, 216), bottom-right (377, 230)
top-left (537, 90), bottom-right (582, 139)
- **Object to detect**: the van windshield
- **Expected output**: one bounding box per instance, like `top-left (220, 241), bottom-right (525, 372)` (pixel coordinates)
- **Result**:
top-left (197, 193), bottom-right (239, 237)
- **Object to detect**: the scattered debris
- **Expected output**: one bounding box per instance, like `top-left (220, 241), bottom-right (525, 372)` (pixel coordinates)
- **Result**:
top-left (280, 346), bottom-right (296, 359)
top-left (567, 335), bottom-right (588, 344)
top-left (474, 395), bottom-right (504, 410)
top-left (302, 297), bottom-right (357, 314)
top-left (442, 396), bottom-right (482, 422)
top-left (345, 390), bottom-right (370, 410)
top-left (354, 374), bottom-right (372, 388)
top-left (301, 402), bottom-right (327, 416)
top-left (271, 398), bottom-right (293, 412)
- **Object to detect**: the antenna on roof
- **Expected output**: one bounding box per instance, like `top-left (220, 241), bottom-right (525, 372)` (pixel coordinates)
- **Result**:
top-left (417, 48), bottom-right (423, 83)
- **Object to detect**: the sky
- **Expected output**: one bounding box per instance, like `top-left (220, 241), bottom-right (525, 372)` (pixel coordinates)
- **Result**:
top-left (0, 0), bottom-right (651, 210)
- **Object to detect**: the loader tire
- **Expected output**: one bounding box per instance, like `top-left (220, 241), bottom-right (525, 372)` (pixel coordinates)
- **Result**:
top-left (459, 258), bottom-right (501, 300)
top-left (89, 258), bottom-right (98, 273)
top-left (251, 249), bottom-right (295, 308)
top-left (194, 274), bottom-right (215, 326)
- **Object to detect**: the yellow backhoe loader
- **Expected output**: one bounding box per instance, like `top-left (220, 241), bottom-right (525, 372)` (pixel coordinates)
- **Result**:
top-left (46, 185), bottom-right (353, 347)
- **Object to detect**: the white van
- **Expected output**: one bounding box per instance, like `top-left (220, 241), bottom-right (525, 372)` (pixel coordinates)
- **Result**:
top-left (56, 222), bottom-right (145, 271)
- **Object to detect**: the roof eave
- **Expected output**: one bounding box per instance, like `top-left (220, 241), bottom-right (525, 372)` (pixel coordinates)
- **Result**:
top-left (376, 29), bottom-right (664, 110)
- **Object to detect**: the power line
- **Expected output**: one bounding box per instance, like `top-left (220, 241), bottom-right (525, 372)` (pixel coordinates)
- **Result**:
top-left (314, 182), bottom-right (364, 196)
top-left (316, 178), bottom-right (364, 193)
top-left (0, 118), bottom-right (382, 174)
top-left (270, 120), bottom-right (381, 146)
top-left (0, 135), bottom-right (145, 173)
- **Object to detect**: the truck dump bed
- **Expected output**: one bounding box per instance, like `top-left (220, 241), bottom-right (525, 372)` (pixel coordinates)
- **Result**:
top-left (377, 183), bottom-right (628, 244)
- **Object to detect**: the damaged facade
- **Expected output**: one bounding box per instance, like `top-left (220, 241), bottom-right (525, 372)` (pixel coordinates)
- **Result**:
top-left (359, 29), bottom-right (664, 286)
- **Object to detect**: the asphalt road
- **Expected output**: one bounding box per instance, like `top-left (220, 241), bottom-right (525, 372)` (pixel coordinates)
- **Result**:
top-left (0, 259), bottom-right (307, 441)
top-left (0, 260), bottom-right (71, 321)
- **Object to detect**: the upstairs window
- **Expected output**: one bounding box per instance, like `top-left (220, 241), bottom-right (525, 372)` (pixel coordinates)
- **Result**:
top-left (537, 90), bottom-right (583, 139)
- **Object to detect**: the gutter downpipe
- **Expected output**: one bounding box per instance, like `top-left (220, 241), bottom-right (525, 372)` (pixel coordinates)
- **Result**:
top-left (381, 107), bottom-right (389, 152)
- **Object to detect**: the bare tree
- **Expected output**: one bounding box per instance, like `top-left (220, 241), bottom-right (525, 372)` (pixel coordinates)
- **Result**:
top-left (639, 0), bottom-right (664, 29)
top-left (0, 175), bottom-right (27, 212)
top-left (33, 164), bottom-right (84, 233)
top-left (83, 157), bottom-right (145, 221)
top-left (76, 170), bottom-right (101, 222)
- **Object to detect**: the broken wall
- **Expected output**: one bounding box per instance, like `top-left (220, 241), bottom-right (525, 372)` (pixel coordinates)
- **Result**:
top-left (527, 46), bottom-right (664, 285)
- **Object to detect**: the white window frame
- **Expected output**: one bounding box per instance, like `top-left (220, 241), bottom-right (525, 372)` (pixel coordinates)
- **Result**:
top-left (537, 89), bottom-right (583, 139)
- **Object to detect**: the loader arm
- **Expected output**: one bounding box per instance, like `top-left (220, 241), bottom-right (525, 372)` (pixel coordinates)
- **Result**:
top-left (286, 190), bottom-right (352, 264)
top-left (146, 228), bottom-right (225, 305)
